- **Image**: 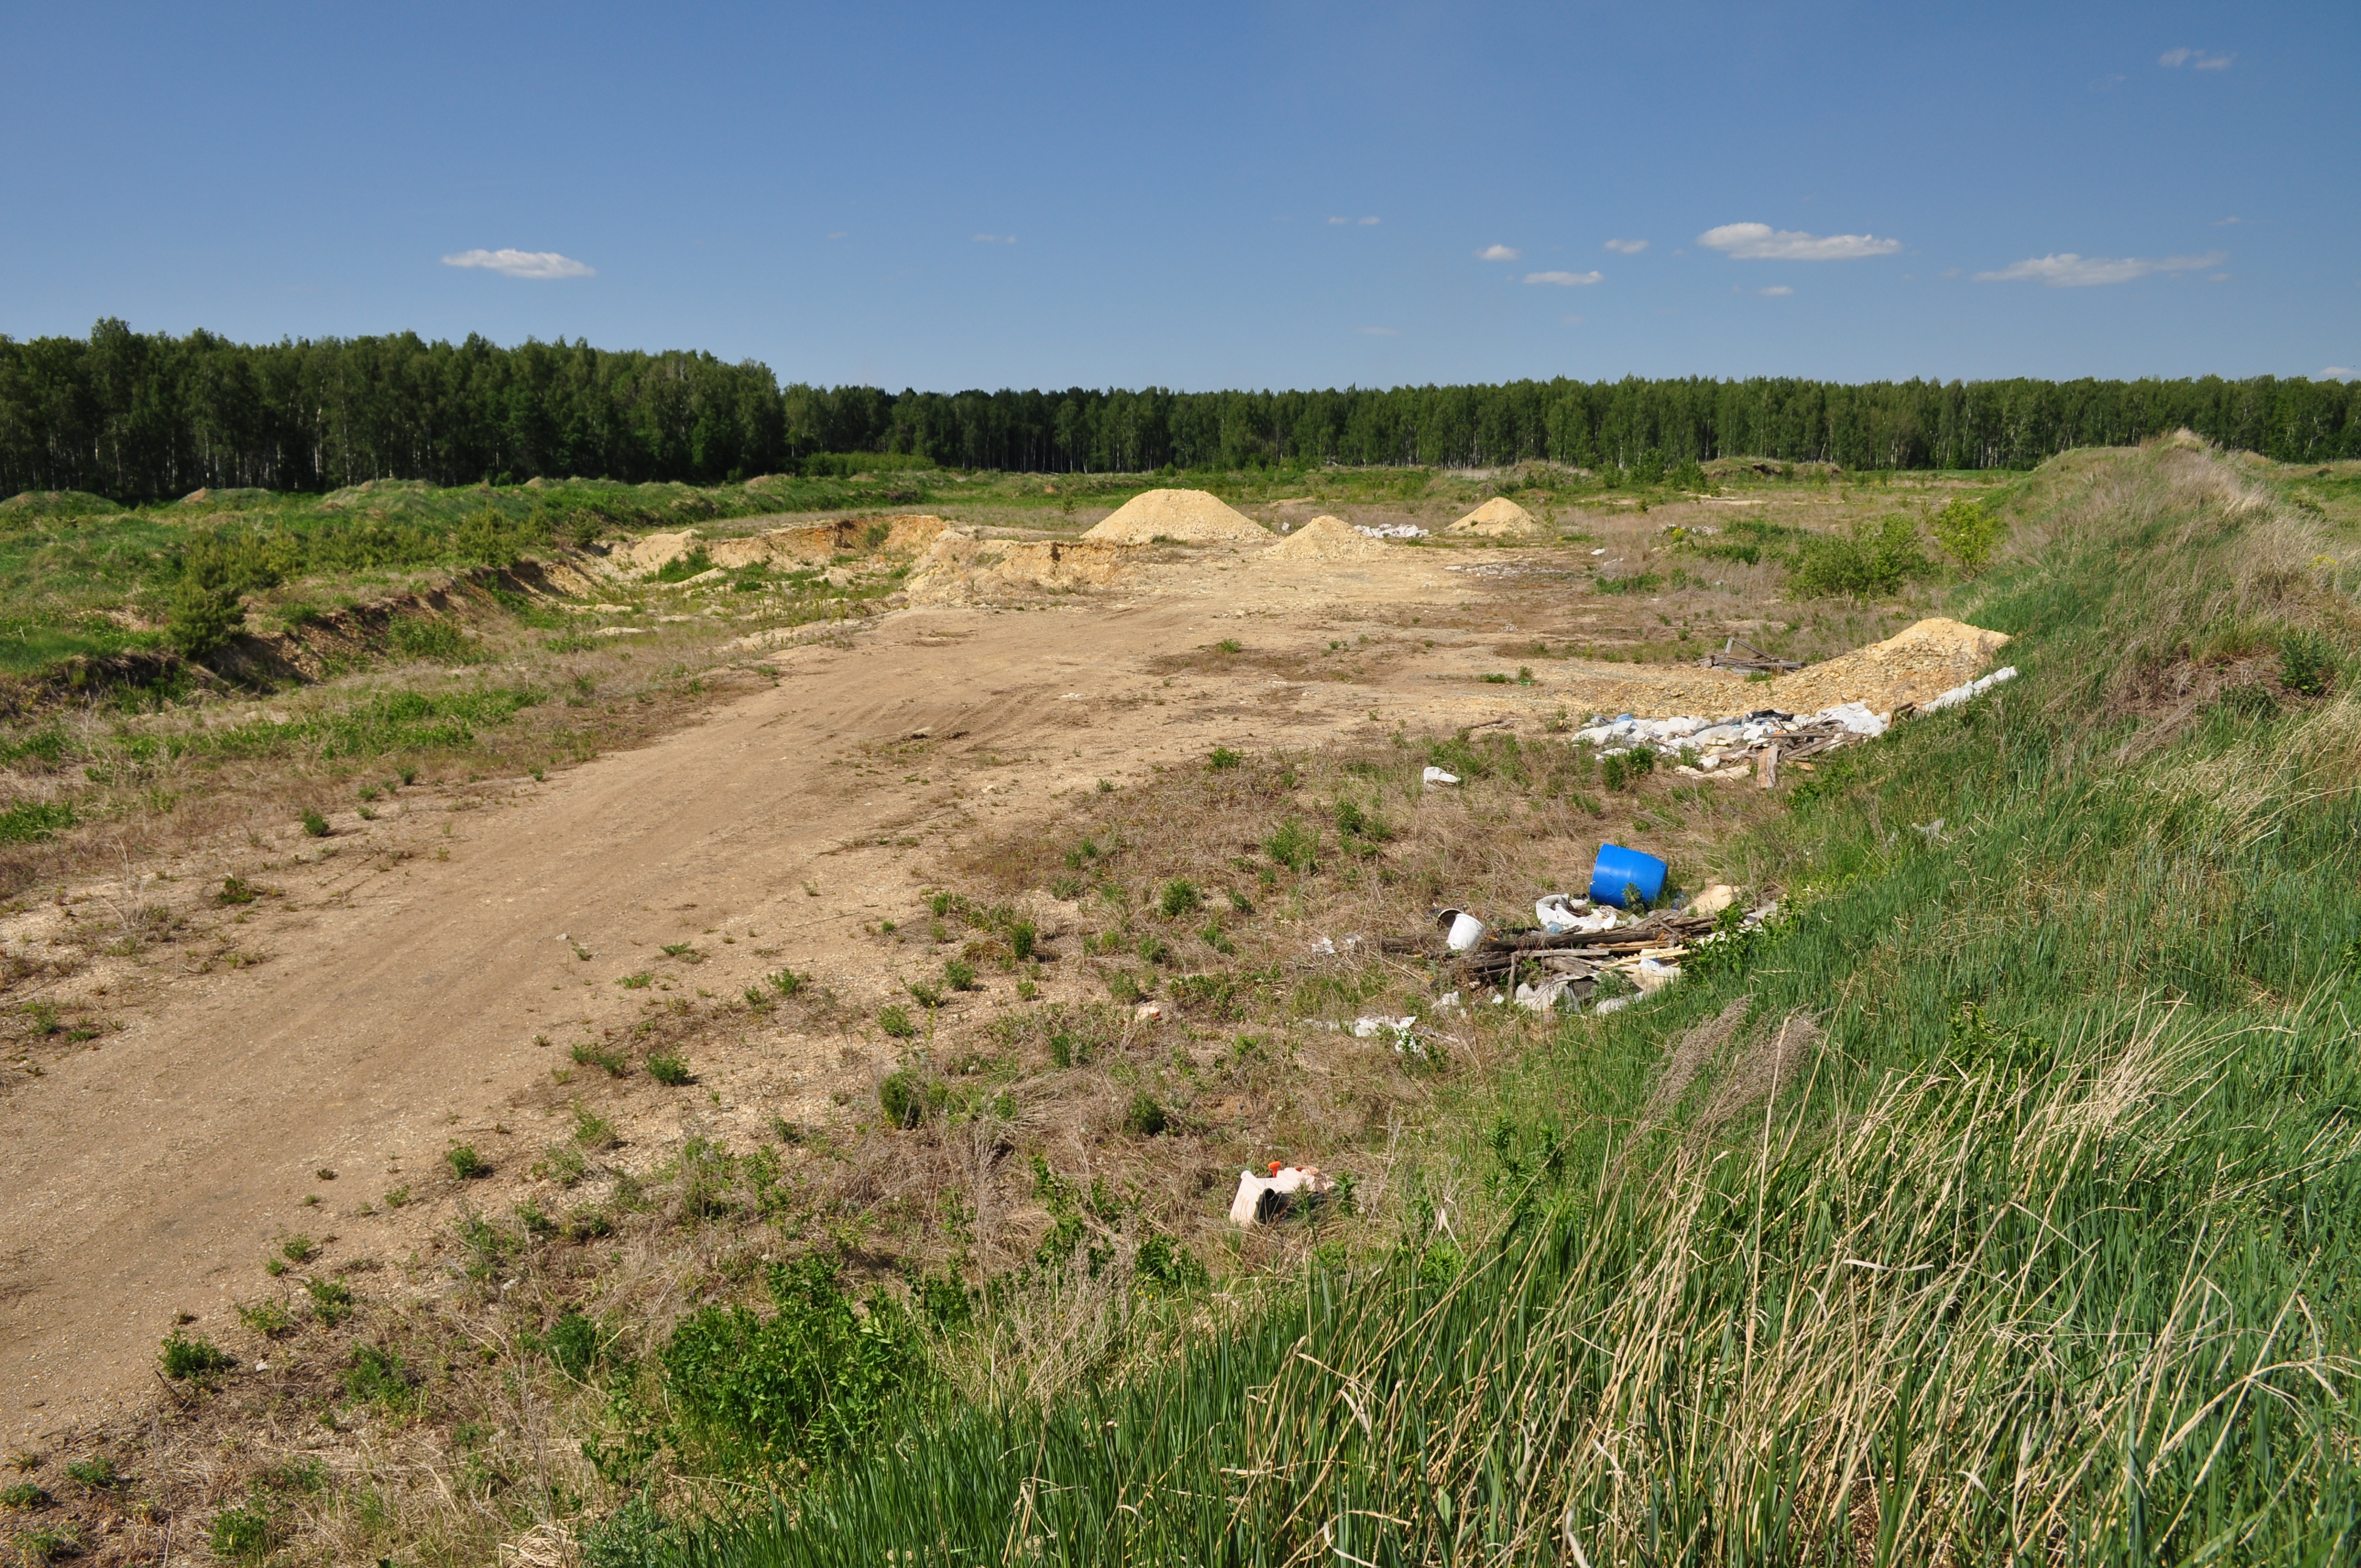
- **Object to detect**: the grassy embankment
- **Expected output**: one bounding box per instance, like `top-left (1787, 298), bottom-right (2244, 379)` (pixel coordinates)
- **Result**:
top-left (668, 440), bottom-right (2361, 1565)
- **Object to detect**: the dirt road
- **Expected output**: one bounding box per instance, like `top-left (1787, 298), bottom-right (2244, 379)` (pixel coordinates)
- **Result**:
top-left (1, 548), bottom-right (1613, 1438)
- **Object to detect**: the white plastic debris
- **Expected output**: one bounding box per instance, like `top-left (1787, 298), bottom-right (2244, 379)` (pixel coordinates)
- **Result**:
top-left (1514, 976), bottom-right (1580, 1012)
top-left (1535, 892), bottom-right (1584, 933)
top-left (1808, 701), bottom-right (1890, 737)
top-left (1355, 522), bottom-right (1428, 540)
top-left (1690, 884), bottom-right (1738, 917)
top-left (1230, 1164), bottom-right (1336, 1227)
top-left (1134, 1002), bottom-right (1166, 1022)
top-left (1422, 766), bottom-right (1460, 786)
top-left (1351, 1015), bottom-right (1416, 1039)
top-left (1923, 665), bottom-right (2019, 712)
top-left (1440, 909), bottom-right (1487, 951)
top-left (1592, 996), bottom-right (1633, 1016)
top-left (1631, 956), bottom-right (1682, 992)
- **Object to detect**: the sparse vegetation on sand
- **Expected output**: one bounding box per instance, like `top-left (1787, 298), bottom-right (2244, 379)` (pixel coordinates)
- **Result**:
top-left (8, 438), bottom-right (2358, 1567)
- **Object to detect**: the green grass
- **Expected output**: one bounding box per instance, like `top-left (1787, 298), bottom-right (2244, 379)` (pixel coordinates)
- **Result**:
top-left (669, 442), bottom-right (2361, 1566)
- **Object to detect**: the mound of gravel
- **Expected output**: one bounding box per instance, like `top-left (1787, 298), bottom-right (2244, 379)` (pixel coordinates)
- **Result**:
top-left (1446, 497), bottom-right (1545, 536)
top-left (1081, 489), bottom-right (1270, 544)
top-left (1266, 514), bottom-right (1392, 562)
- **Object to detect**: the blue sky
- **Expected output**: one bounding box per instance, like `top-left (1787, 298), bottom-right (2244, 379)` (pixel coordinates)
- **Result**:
top-left (2, 1), bottom-right (2353, 390)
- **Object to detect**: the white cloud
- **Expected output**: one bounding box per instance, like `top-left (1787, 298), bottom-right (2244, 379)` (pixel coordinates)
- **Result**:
top-left (1698, 222), bottom-right (1901, 261)
top-left (440, 248), bottom-right (594, 280)
top-left (1603, 238), bottom-right (1648, 254)
top-left (1973, 251), bottom-right (2227, 286)
top-left (1354, 325), bottom-right (1399, 336)
top-left (2159, 47), bottom-right (2194, 66)
top-left (1560, 315), bottom-right (1585, 326)
top-left (2213, 216), bottom-right (2242, 226)
top-left (2160, 47), bottom-right (2233, 69)
top-left (1328, 216), bottom-right (1349, 225)
top-left (972, 233), bottom-right (1017, 244)
top-left (2088, 73), bottom-right (2125, 91)
top-left (1477, 244), bottom-right (1522, 262)
top-left (1358, 216), bottom-right (1380, 226)
top-left (2322, 367), bottom-right (2354, 379)
top-left (1759, 285), bottom-right (1794, 297)
top-left (1524, 270), bottom-right (1602, 286)
top-left (2194, 53), bottom-right (2234, 69)
top-left (827, 231), bottom-right (847, 239)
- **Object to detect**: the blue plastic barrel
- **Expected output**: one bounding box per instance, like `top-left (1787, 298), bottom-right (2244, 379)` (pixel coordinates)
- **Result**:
top-left (1589, 843), bottom-right (1668, 909)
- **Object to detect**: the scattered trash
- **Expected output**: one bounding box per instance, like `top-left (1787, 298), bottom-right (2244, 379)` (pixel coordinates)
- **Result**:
top-left (1690, 884), bottom-right (1738, 917)
top-left (1630, 956), bottom-right (1682, 992)
top-left (1593, 996), bottom-right (1633, 1016)
top-left (1230, 1163), bottom-right (1337, 1227)
top-left (1589, 843), bottom-right (1669, 910)
top-left (1422, 766), bottom-right (1461, 786)
top-left (1433, 990), bottom-right (1463, 1011)
top-left (1514, 976), bottom-right (1581, 1012)
top-left (1351, 1015), bottom-right (1416, 1039)
top-left (1355, 522), bottom-right (1428, 540)
top-left (1537, 892), bottom-right (1619, 934)
top-left (1439, 908), bottom-right (1487, 951)
top-left (1701, 635), bottom-right (1802, 673)
top-left (1134, 1002), bottom-right (1166, 1022)
top-left (1923, 665), bottom-right (2018, 712)
top-left (1911, 818), bottom-right (1946, 841)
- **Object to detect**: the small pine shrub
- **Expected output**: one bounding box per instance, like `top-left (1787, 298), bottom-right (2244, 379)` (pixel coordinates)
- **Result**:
top-left (301, 810), bottom-right (330, 838)
top-left (646, 1051), bottom-right (692, 1086)
top-left (1157, 879), bottom-right (1203, 917)
top-left (1208, 747), bottom-right (1242, 770)
top-left (445, 1145), bottom-right (487, 1180)
top-left (879, 1070), bottom-right (927, 1128)
top-left (1265, 819), bottom-right (1318, 873)
top-left (1123, 1092), bottom-right (1168, 1136)
top-left (160, 1330), bottom-right (234, 1379)
top-left (944, 957), bottom-right (980, 992)
top-left (878, 1004), bottom-right (917, 1039)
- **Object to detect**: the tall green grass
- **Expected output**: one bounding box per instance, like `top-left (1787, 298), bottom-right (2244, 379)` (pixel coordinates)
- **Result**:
top-left (666, 441), bottom-right (2360, 1565)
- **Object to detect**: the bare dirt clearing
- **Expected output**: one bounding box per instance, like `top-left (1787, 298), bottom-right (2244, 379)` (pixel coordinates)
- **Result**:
top-left (1, 484), bottom-right (1993, 1448)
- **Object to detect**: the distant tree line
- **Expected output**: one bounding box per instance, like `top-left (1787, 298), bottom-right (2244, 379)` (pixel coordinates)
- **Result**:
top-left (5, 319), bottom-right (2357, 502)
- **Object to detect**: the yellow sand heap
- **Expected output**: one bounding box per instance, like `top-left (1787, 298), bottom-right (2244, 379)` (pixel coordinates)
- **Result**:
top-left (1266, 515), bottom-right (1393, 562)
top-left (1080, 489), bottom-right (1269, 544)
top-left (1446, 497), bottom-right (1544, 536)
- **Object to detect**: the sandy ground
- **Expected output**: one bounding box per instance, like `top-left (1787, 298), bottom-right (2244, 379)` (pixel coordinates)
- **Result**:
top-left (0, 531), bottom-right (1994, 1440)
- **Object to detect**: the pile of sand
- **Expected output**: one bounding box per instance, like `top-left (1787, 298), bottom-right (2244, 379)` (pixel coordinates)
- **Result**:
top-left (1081, 489), bottom-right (1269, 545)
top-left (1266, 515), bottom-right (1393, 562)
top-left (1446, 497), bottom-right (1545, 536)
top-left (1767, 617), bottom-right (2011, 715)
top-left (903, 534), bottom-right (1136, 605)
top-left (613, 516), bottom-right (948, 576)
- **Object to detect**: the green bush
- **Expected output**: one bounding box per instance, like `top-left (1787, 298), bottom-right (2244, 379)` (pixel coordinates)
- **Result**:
top-left (344, 1342), bottom-right (414, 1408)
top-left (301, 809), bottom-right (330, 837)
top-left (658, 1255), bottom-right (927, 1476)
top-left (543, 1309), bottom-right (601, 1380)
top-left (943, 957), bottom-right (980, 992)
top-left (167, 538), bottom-right (252, 660)
top-left (1265, 819), bottom-right (1317, 873)
top-left (304, 1275), bottom-right (354, 1326)
top-left (646, 1050), bottom-right (692, 1086)
top-left (1787, 513), bottom-right (1930, 598)
top-left (879, 1070), bottom-right (927, 1128)
top-left (2281, 629), bottom-right (2336, 696)
top-left (1930, 497), bottom-right (2005, 574)
top-left (1157, 879), bottom-right (1203, 917)
top-left (445, 1145), bottom-right (487, 1179)
top-left (1208, 747), bottom-right (1243, 770)
top-left (208, 1504), bottom-right (275, 1563)
top-left (878, 1003), bottom-right (917, 1038)
top-left (1123, 1092), bottom-right (1168, 1137)
top-left (157, 1332), bottom-right (232, 1379)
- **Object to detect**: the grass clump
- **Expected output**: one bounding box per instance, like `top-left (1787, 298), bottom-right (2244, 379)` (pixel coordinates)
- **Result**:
top-left (159, 1330), bottom-right (234, 1380)
top-left (646, 1050), bottom-right (692, 1086)
top-left (444, 1145), bottom-right (488, 1180)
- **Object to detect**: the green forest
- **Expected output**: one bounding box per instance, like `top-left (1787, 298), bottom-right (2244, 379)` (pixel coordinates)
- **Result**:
top-left (4, 318), bottom-right (2358, 502)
